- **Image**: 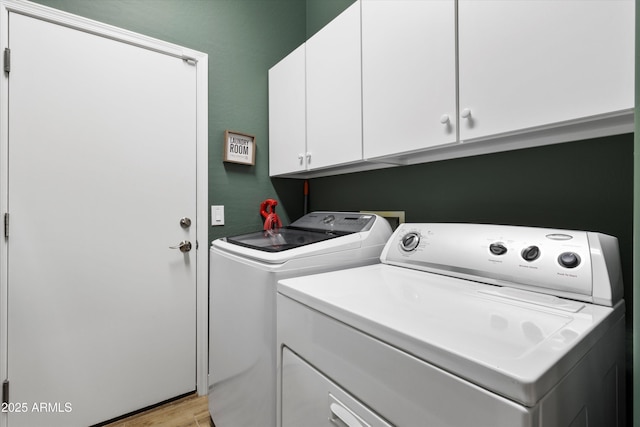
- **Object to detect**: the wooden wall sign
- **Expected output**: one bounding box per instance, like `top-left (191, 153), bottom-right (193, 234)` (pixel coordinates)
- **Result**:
top-left (223, 130), bottom-right (255, 165)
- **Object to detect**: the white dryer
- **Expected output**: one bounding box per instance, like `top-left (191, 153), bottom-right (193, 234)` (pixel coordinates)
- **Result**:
top-left (209, 212), bottom-right (392, 427)
top-left (277, 223), bottom-right (625, 427)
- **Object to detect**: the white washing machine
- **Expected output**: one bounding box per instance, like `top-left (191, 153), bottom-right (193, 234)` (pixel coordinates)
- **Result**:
top-left (209, 211), bottom-right (392, 427)
top-left (277, 223), bottom-right (625, 427)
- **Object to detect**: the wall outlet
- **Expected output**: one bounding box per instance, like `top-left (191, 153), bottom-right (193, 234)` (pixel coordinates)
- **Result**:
top-left (211, 205), bottom-right (225, 226)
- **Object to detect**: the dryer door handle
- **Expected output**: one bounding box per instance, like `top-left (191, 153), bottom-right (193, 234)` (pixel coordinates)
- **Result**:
top-left (329, 402), bottom-right (368, 427)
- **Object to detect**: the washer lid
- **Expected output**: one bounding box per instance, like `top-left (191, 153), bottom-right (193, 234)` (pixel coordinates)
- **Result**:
top-left (277, 264), bottom-right (623, 407)
top-left (224, 227), bottom-right (343, 253)
top-left (211, 212), bottom-right (391, 264)
top-left (222, 212), bottom-right (378, 253)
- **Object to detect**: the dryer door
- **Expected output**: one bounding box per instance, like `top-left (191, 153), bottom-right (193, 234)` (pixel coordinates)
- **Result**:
top-left (282, 348), bottom-right (392, 427)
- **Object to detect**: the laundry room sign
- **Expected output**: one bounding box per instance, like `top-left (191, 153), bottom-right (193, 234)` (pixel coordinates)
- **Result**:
top-left (224, 130), bottom-right (255, 165)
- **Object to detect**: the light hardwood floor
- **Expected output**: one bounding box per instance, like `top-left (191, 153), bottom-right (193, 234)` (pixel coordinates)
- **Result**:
top-left (103, 393), bottom-right (213, 427)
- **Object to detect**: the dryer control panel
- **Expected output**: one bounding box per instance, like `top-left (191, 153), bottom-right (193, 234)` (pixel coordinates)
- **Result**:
top-left (381, 223), bottom-right (623, 307)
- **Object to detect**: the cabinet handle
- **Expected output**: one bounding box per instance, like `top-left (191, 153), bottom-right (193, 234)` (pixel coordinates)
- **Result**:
top-left (461, 108), bottom-right (472, 119)
top-left (298, 153), bottom-right (304, 164)
top-left (440, 114), bottom-right (450, 124)
top-left (306, 152), bottom-right (312, 164)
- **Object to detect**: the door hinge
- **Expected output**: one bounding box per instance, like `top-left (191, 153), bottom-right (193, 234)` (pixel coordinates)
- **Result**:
top-left (2, 380), bottom-right (8, 405)
top-left (4, 48), bottom-right (10, 73)
top-left (4, 213), bottom-right (9, 238)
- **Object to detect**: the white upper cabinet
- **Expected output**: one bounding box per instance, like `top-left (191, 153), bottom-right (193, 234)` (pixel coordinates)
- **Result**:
top-left (268, 0), bottom-right (634, 178)
top-left (268, 44), bottom-right (306, 176)
top-left (458, 0), bottom-right (634, 142)
top-left (305, 1), bottom-right (362, 171)
top-left (362, 0), bottom-right (457, 160)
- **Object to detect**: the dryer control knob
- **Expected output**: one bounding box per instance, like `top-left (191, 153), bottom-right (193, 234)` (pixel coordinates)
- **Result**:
top-left (558, 252), bottom-right (580, 268)
top-left (400, 232), bottom-right (420, 252)
top-left (489, 243), bottom-right (507, 255)
top-left (521, 245), bottom-right (540, 262)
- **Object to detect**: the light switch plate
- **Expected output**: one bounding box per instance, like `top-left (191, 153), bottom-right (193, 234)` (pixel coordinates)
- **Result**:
top-left (211, 205), bottom-right (225, 226)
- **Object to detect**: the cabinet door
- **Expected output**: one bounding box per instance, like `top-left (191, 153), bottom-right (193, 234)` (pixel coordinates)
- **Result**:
top-left (458, 0), bottom-right (634, 142)
top-left (362, 0), bottom-right (456, 160)
top-left (269, 44), bottom-right (306, 176)
top-left (306, 1), bottom-right (362, 170)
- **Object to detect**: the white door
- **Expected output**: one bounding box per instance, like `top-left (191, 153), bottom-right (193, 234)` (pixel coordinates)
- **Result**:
top-left (6, 11), bottom-right (197, 427)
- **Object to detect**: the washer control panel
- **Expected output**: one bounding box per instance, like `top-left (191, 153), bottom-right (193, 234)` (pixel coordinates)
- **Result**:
top-left (381, 223), bottom-right (622, 306)
top-left (290, 211), bottom-right (377, 233)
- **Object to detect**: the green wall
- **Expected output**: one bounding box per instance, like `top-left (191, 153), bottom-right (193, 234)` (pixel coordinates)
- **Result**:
top-left (306, 0), bottom-right (354, 37)
top-left (29, 0), bottom-right (307, 243)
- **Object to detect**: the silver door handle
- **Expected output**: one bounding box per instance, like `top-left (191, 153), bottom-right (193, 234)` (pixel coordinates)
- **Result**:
top-left (169, 240), bottom-right (192, 253)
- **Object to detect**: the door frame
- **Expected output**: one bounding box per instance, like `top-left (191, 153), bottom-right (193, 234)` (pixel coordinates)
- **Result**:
top-left (0, 0), bottom-right (209, 421)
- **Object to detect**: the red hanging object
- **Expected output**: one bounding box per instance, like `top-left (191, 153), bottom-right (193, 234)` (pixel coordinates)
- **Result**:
top-left (303, 180), bottom-right (309, 214)
top-left (260, 198), bottom-right (282, 231)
